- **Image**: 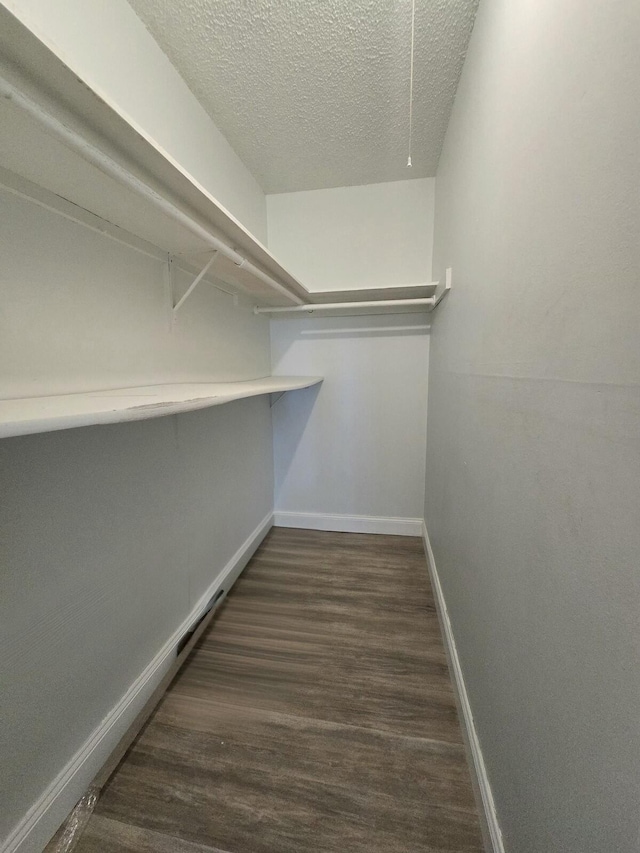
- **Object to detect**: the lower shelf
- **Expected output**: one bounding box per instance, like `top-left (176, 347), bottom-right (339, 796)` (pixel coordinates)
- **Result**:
top-left (0, 376), bottom-right (323, 439)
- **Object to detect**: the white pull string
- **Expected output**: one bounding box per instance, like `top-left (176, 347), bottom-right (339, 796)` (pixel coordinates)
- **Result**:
top-left (407, 0), bottom-right (416, 167)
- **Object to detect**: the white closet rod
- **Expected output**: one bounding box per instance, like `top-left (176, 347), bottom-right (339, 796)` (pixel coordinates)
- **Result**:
top-left (0, 75), bottom-right (305, 307)
top-left (255, 297), bottom-right (437, 314)
top-left (0, 172), bottom-right (243, 303)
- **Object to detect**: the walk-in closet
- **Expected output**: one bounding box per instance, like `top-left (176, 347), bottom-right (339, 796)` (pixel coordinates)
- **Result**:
top-left (1, 2), bottom-right (638, 852)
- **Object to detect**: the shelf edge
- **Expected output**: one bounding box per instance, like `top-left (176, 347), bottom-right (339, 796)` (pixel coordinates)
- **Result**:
top-left (0, 377), bottom-right (323, 439)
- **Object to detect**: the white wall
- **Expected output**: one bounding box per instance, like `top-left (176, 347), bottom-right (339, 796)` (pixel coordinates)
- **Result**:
top-left (268, 179), bottom-right (434, 532)
top-left (0, 193), bottom-right (270, 397)
top-left (1, 400), bottom-right (273, 853)
top-left (0, 156), bottom-right (274, 853)
top-left (1, 0), bottom-right (268, 241)
top-left (267, 179), bottom-right (435, 291)
top-left (425, 1), bottom-right (640, 851)
top-left (272, 313), bottom-right (429, 533)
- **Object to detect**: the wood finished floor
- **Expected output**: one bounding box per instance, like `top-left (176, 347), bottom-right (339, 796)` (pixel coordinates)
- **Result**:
top-left (74, 528), bottom-right (483, 853)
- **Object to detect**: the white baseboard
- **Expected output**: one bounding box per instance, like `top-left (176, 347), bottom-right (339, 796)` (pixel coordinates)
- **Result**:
top-left (273, 511), bottom-right (423, 537)
top-left (421, 522), bottom-right (505, 853)
top-left (3, 512), bottom-right (273, 853)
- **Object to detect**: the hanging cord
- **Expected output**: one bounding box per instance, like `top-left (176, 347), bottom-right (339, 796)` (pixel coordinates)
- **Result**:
top-left (407, 0), bottom-right (416, 167)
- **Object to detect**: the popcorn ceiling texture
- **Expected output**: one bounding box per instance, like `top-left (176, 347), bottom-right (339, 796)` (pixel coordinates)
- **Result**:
top-left (127, 0), bottom-right (479, 193)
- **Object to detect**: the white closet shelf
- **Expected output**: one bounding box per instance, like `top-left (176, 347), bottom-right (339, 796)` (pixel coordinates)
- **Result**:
top-left (0, 8), bottom-right (447, 314)
top-left (0, 377), bottom-right (323, 439)
top-left (0, 7), bottom-right (308, 308)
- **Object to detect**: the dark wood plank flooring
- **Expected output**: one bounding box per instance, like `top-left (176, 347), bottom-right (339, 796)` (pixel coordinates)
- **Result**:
top-left (74, 528), bottom-right (483, 853)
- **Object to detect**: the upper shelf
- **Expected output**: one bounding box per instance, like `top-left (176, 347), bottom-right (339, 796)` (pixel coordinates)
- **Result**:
top-left (0, 7), bottom-right (308, 307)
top-left (0, 377), bottom-right (323, 439)
top-left (0, 7), bottom-right (443, 314)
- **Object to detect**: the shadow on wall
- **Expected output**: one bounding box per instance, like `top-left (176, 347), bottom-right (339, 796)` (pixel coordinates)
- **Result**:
top-left (271, 383), bottom-right (322, 492)
top-left (271, 313), bottom-right (431, 361)
top-left (270, 312), bottom-right (431, 519)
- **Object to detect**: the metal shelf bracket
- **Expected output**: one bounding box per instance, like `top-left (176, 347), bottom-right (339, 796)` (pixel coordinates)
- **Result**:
top-left (171, 251), bottom-right (219, 317)
top-left (269, 391), bottom-right (287, 408)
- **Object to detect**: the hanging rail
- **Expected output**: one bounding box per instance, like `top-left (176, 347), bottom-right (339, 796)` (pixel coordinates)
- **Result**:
top-left (255, 297), bottom-right (434, 314)
top-left (0, 75), bottom-right (305, 307)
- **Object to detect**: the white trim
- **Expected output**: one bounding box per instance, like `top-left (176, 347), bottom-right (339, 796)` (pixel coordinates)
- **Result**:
top-left (422, 521), bottom-right (505, 853)
top-left (2, 512), bottom-right (273, 853)
top-left (274, 511), bottom-right (423, 537)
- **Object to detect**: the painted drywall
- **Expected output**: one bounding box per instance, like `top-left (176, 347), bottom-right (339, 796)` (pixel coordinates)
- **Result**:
top-left (266, 179), bottom-right (435, 291)
top-left (0, 193), bottom-right (270, 397)
top-left (272, 313), bottom-right (430, 526)
top-left (1, 0), bottom-right (267, 241)
top-left (0, 193), bottom-right (275, 851)
top-left (1, 401), bottom-right (273, 853)
top-left (425, 2), bottom-right (640, 852)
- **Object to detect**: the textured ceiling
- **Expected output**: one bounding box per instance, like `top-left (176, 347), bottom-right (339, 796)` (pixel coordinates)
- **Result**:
top-left (127, 0), bottom-right (479, 193)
